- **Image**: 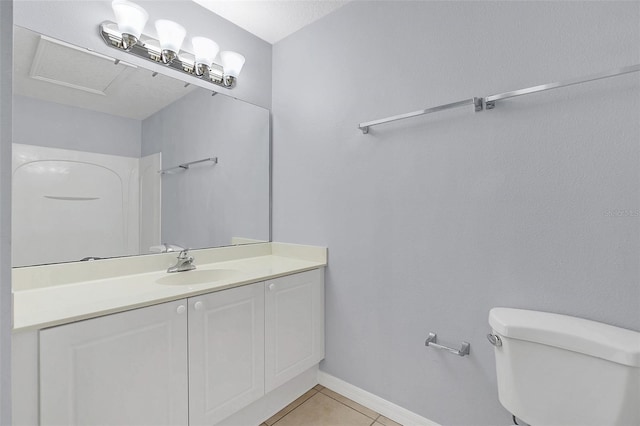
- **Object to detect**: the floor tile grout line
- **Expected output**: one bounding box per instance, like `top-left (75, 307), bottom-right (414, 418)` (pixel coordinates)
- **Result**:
top-left (267, 387), bottom-right (390, 426)
top-left (319, 388), bottom-right (380, 420)
top-left (264, 388), bottom-right (320, 426)
top-left (320, 387), bottom-right (380, 420)
top-left (270, 389), bottom-right (319, 426)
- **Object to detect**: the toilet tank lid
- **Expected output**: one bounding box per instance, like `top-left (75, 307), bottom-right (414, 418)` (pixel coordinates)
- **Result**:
top-left (489, 308), bottom-right (640, 367)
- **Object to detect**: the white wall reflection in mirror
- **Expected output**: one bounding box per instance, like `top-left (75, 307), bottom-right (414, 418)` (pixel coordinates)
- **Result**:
top-left (12, 26), bottom-right (270, 267)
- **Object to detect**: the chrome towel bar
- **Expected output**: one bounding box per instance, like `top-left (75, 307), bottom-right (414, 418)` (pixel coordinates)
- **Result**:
top-left (484, 64), bottom-right (640, 109)
top-left (358, 97), bottom-right (483, 134)
top-left (358, 64), bottom-right (640, 134)
top-left (425, 332), bottom-right (470, 357)
top-left (159, 157), bottom-right (218, 175)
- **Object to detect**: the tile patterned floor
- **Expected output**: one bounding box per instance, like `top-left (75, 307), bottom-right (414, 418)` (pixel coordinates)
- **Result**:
top-left (260, 385), bottom-right (402, 426)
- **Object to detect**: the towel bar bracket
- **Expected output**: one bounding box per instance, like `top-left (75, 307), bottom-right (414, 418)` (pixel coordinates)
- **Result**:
top-left (473, 97), bottom-right (484, 112)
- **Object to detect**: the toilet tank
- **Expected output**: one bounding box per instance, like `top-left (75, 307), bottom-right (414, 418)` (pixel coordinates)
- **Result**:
top-left (489, 308), bottom-right (640, 426)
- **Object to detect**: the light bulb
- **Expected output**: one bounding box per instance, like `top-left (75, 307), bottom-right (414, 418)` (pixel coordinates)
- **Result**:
top-left (192, 37), bottom-right (219, 76)
top-left (192, 37), bottom-right (219, 67)
top-left (111, 0), bottom-right (148, 50)
top-left (155, 19), bottom-right (186, 63)
top-left (220, 51), bottom-right (245, 78)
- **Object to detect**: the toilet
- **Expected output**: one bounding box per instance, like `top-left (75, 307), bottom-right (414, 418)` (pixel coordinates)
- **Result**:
top-left (488, 308), bottom-right (640, 426)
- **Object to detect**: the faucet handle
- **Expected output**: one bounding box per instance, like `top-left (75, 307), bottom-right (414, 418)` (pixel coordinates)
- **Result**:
top-left (178, 249), bottom-right (190, 259)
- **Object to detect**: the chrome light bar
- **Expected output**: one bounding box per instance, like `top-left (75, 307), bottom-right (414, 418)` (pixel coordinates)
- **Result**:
top-left (99, 21), bottom-right (233, 88)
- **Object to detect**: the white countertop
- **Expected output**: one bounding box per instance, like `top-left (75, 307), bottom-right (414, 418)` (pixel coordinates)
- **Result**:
top-left (13, 243), bottom-right (327, 332)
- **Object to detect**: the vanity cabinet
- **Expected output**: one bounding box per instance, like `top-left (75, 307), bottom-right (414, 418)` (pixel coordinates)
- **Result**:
top-left (40, 299), bottom-right (189, 425)
top-left (188, 282), bottom-right (265, 425)
top-left (265, 268), bottom-right (325, 392)
top-left (35, 269), bottom-right (324, 426)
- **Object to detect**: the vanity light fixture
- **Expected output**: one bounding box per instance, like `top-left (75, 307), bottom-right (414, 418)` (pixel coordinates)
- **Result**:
top-left (192, 36), bottom-right (220, 76)
top-left (111, 0), bottom-right (148, 50)
top-left (155, 19), bottom-right (186, 64)
top-left (100, 0), bottom-right (245, 88)
top-left (220, 51), bottom-right (246, 87)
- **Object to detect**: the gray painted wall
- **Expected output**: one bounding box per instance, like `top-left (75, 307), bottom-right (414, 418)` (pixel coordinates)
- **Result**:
top-left (0, 1), bottom-right (12, 422)
top-left (14, 95), bottom-right (142, 157)
top-left (272, 2), bottom-right (640, 424)
top-left (14, 0), bottom-right (272, 109)
top-left (142, 89), bottom-right (270, 250)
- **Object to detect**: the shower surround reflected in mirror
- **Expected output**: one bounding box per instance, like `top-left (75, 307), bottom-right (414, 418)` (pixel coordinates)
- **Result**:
top-left (12, 26), bottom-right (270, 267)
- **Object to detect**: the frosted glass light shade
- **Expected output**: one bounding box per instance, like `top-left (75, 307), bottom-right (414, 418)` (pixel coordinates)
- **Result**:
top-left (192, 37), bottom-right (220, 67)
top-left (155, 19), bottom-right (186, 53)
top-left (220, 51), bottom-right (246, 78)
top-left (112, 0), bottom-right (148, 38)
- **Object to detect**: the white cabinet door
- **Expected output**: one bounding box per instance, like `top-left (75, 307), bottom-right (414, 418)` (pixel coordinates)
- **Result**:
top-left (40, 299), bottom-right (189, 426)
top-left (265, 269), bottom-right (325, 392)
top-left (188, 282), bottom-right (265, 425)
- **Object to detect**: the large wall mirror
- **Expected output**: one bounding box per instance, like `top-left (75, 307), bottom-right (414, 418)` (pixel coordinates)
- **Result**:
top-left (12, 26), bottom-right (270, 267)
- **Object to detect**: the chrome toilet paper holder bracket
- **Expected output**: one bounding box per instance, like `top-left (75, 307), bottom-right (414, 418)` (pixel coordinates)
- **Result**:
top-left (425, 332), bottom-right (470, 357)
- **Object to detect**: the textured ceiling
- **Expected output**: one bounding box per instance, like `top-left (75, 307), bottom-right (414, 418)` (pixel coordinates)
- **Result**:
top-left (192, 0), bottom-right (350, 44)
top-left (14, 26), bottom-right (195, 121)
top-left (14, 1), bottom-right (353, 119)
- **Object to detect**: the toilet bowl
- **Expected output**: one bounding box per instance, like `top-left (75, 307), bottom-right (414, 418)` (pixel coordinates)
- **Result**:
top-left (488, 308), bottom-right (640, 426)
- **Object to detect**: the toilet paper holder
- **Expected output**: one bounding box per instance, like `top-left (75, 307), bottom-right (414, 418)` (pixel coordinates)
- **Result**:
top-left (425, 332), bottom-right (470, 357)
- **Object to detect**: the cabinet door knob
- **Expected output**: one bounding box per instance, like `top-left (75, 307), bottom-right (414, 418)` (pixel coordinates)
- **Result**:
top-left (268, 283), bottom-right (275, 291)
top-left (194, 301), bottom-right (203, 311)
top-left (176, 305), bottom-right (186, 314)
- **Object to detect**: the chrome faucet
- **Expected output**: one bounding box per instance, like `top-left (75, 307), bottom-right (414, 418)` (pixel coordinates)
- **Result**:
top-left (167, 249), bottom-right (196, 273)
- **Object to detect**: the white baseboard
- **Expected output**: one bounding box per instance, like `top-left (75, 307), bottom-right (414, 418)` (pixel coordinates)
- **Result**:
top-left (317, 370), bottom-right (440, 426)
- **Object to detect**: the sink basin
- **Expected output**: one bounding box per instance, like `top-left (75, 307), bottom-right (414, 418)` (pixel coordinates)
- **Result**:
top-left (156, 269), bottom-right (243, 286)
